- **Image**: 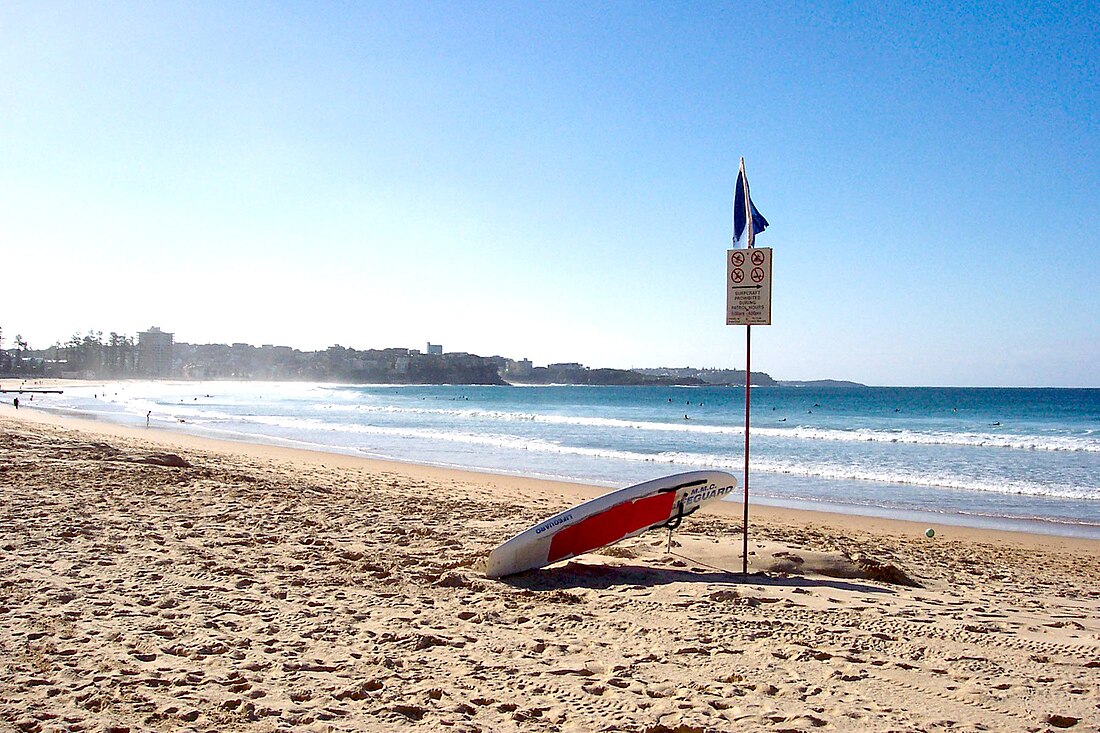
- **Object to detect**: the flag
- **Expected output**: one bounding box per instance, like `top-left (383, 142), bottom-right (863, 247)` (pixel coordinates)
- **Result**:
top-left (732, 157), bottom-right (769, 248)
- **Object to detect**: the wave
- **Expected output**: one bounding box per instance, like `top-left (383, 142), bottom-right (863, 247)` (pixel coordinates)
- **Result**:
top-left (151, 411), bottom-right (1099, 502)
top-left (769, 426), bottom-right (1100, 453)
top-left (307, 402), bottom-right (1100, 453)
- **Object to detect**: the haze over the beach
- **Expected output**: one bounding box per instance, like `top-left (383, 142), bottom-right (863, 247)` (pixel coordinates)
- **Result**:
top-left (2, 3), bottom-right (1097, 387)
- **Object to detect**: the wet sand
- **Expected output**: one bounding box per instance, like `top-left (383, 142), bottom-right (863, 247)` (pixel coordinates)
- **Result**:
top-left (2, 405), bottom-right (1098, 732)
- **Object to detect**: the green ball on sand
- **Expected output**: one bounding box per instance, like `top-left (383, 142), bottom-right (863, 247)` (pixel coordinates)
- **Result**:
top-left (925, 528), bottom-right (936, 538)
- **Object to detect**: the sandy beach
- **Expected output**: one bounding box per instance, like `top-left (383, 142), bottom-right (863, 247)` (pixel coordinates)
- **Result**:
top-left (2, 403), bottom-right (1098, 732)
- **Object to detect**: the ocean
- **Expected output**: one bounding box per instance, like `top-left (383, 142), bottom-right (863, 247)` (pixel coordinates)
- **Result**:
top-left (29, 381), bottom-right (1100, 539)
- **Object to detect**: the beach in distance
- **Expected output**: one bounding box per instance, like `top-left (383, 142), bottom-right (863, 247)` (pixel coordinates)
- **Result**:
top-left (2, 396), bottom-right (1099, 732)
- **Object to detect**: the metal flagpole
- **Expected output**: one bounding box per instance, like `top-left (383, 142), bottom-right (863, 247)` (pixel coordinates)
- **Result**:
top-left (743, 323), bottom-right (751, 574)
top-left (741, 159), bottom-right (754, 576)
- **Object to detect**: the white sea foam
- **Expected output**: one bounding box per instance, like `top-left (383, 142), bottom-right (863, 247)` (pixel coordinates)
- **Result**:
top-left (311, 402), bottom-right (1100, 453)
top-left (773, 426), bottom-right (1100, 453)
top-left (161, 411), bottom-right (1099, 502)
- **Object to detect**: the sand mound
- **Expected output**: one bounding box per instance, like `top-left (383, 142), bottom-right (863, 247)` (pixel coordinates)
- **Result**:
top-left (113, 452), bottom-right (192, 468)
top-left (636, 536), bottom-right (921, 587)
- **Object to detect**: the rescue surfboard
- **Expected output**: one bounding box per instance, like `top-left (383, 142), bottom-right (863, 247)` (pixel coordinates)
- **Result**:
top-left (485, 470), bottom-right (737, 578)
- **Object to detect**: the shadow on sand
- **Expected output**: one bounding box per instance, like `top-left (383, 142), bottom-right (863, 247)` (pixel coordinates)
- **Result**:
top-left (501, 558), bottom-right (894, 596)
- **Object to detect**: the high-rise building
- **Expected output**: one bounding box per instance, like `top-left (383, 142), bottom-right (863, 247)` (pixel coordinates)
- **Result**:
top-left (138, 326), bottom-right (173, 377)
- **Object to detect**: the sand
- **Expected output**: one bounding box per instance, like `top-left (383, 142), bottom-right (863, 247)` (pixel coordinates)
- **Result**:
top-left (1, 404), bottom-right (1098, 732)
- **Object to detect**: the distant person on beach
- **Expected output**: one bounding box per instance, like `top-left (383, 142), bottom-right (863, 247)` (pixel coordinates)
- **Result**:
top-left (146, 411), bottom-right (151, 427)
top-left (13, 397), bottom-right (19, 410)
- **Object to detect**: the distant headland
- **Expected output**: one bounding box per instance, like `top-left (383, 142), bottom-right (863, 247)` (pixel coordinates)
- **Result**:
top-left (0, 327), bottom-right (860, 387)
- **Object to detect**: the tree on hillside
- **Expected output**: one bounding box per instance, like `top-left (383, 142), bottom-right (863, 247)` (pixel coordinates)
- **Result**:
top-left (82, 332), bottom-right (105, 374)
top-left (64, 333), bottom-right (83, 371)
top-left (13, 334), bottom-right (28, 372)
top-left (105, 332), bottom-right (137, 375)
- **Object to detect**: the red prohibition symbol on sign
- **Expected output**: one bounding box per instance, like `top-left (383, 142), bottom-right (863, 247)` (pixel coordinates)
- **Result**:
top-left (751, 267), bottom-right (765, 283)
top-left (751, 250), bottom-right (766, 266)
top-left (731, 251), bottom-right (745, 267)
top-left (732, 268), bottom-right (745, 283)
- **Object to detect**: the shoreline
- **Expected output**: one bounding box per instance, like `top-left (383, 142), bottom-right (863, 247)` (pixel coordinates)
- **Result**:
top-left (4, 399), bottom-right (1098, 554)
top-left (4, 377), bottom-right (1100, 542)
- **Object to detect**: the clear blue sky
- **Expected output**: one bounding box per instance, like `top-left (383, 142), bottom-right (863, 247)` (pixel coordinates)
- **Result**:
top-left (2, 1), bottom-right (1097, 386)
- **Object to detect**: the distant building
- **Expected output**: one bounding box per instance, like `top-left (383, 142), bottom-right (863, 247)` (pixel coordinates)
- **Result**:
top-left (548, 362), bottom-right (585, 371)
top-left (426, 343), bottom-right (443, 355)
top-left (503, 358), bottom-right (533, 379)
top-left (138, 326), bottom-right (173, 377)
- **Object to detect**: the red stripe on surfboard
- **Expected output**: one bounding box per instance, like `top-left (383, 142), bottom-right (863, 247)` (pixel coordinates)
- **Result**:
top-left (547, 492), bottom-right (677, 564)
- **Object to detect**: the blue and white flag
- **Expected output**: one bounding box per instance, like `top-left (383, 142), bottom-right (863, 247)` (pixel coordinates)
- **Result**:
top-left (732, 157), bottom-right (769, 248)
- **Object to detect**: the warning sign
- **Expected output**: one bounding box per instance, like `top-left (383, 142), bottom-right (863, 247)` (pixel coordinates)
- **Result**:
top-left (726, 247), bottom-right (772, 325)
